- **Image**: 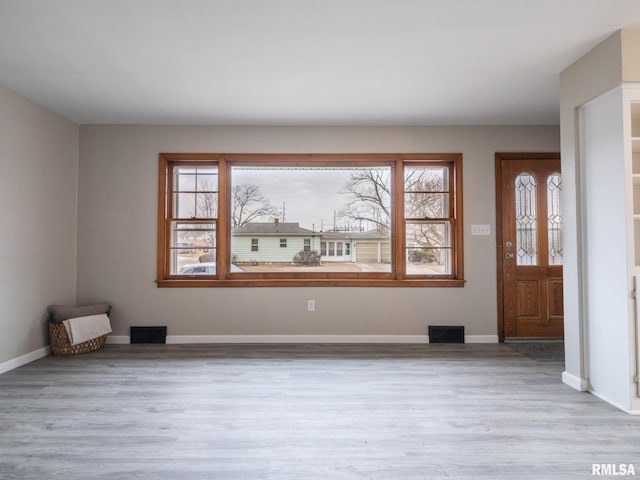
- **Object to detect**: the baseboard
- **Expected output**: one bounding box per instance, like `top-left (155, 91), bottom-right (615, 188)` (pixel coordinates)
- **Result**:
top-left (166, 335), bottom-right (427, 344)
top-left (562, 371), bottom-right (589, 391)
top-left (164, 334), bottom-right (499, 344)
top-left (0, 345), bottom-right (51, 375)
top-left (106, 335), bottom-right (130, 344)
top-left (465, 335), bottom-right (499, 343)
top-left (588, 389), bottom-right (640, 415)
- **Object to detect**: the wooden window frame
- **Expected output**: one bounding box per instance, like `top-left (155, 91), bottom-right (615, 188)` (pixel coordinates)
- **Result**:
top-left (157, 153), bottom-right (464, 287)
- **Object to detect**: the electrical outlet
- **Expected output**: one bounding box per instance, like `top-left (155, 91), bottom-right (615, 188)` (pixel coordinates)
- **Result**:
top-left (307, 299), bottom-right (315, 312)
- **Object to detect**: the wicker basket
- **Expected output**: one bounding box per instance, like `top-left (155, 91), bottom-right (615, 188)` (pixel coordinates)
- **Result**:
top-left (49, 322), bottom-right (107, 357)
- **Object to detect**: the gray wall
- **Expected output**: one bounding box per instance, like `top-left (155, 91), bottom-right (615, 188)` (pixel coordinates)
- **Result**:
top-left (77, 125), bottom-right (559, 339)
top-left (0, 85), bottom-right (79, 364)
top-left (559, 30), bottom-right (624, 390)
top-left (559, 28), bottom-right (640, 410)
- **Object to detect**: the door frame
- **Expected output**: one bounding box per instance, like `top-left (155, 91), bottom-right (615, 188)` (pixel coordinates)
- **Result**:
top-left (495, 152), bottom-right (561, 342)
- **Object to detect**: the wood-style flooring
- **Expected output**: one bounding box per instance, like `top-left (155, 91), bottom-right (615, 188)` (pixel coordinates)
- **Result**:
top-left (0, 343), bottom-right (638, 480)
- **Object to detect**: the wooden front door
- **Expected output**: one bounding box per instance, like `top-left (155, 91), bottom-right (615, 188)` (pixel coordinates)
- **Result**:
top-left (496, 153), bottom-right (564, 340)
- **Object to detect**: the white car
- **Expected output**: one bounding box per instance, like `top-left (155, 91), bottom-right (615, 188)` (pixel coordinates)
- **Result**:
top-left (178, 262), bottom-right (244, 275)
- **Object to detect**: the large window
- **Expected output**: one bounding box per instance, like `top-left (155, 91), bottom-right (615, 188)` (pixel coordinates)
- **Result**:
top-left (158, 154), bottom-right (463, 287)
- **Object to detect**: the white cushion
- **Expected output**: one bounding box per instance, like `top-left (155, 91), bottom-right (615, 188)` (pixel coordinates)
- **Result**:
top-left (62, 314), bottom-right (112, 346)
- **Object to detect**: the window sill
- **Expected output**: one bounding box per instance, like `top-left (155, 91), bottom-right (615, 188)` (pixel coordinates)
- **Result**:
top-left (156, 278), bottom-right (466, 288)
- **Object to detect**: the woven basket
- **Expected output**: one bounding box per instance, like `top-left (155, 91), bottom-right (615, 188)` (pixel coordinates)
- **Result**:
top-left (49, 322), bottom-right (107, 357)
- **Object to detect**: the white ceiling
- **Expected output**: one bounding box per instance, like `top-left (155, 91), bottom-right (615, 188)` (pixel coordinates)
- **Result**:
top-left (1, 0), bottom-right (640, 126)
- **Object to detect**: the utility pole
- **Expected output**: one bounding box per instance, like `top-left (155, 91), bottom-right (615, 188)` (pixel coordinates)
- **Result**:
top-left (282, 202), bottom-right (286, 222)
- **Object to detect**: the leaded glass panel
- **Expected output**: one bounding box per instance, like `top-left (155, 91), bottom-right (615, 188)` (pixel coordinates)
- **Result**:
top-left (515, 173), bottom-right (537, 265)
top-left (547, 173), bottom-right (563, 265)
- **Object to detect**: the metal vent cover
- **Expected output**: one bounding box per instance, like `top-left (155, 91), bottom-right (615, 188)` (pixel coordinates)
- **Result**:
top-left (428, 325), bottom-right (465, 344)
top-left (130, 326), bottom-right (167, 344)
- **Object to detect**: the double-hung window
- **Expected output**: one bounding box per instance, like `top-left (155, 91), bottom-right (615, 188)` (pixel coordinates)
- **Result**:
top-left (159, 162), bottom-right (218, 277)
top-left (157, 153), bottom-right (463, 287)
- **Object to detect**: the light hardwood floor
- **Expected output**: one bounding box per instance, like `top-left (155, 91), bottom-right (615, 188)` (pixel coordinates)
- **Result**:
top-left (0, 343), bottom-right (638, 479)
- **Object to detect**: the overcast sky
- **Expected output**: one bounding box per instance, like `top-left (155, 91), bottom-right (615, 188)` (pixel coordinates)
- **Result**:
top-left (232, 167), bottom-right (387, 232)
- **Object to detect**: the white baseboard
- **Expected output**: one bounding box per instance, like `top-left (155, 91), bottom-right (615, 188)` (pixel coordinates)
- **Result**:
top-left (106, 335), bottom-right (130, 344)
top-left (466, 335), bottom-right (499, 343)
top-left (562, 371), bottom-right (589, 391)
top-left (166, 335), bottom-right (427, 344)
top-left (164, 334), bottom-right (499, 344)
top-left (0, 345), bottom-right (51, 375)
top-left (588, 389), bottom-right (640, 415)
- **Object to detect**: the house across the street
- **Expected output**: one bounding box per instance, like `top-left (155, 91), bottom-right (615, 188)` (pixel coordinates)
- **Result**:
top-left (231, 221), bottom-right (320, 264)
top-left (231, 221), bottom-right (391, 265)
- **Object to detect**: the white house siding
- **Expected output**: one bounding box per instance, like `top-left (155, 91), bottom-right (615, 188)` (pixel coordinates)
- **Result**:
top-left (231, 236), bottom-right (320, 264)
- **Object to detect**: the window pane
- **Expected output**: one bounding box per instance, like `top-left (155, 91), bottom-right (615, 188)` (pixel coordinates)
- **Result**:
top-left (406, 222), bottom-right (451, 275)
top-left (176, 170), bottom-right (196, 191)
top-left (195, 193), bottom-right (218, 218)
top-left (515, 173), bottom-right (537, 266)
top-left (404, 166), bottom-right (448, 192)
top-left (174, 193), bottom-right (196, 218)
top-left (405, 193), bottom-right (449, 218)
top-left (406, 222), bottom-right (451, 248)
top-left (174, 193), bottom-right (218, 218)
top-left (196, 174), bottom-right (218, 192)
top-left (175, 167), bottom-right (218, 192)
top-left (230, 165), bottom-right (391, 273)
top-left (547, 173), bottom-right (563, 266)
top-left (406, 248), bottom-right (451, 275)
top-left (170, 222), bottom-right (216, 274)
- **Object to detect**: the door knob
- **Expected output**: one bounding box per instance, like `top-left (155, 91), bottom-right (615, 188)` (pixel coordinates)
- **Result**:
top-left (505, 252), bottom-right (514, 259)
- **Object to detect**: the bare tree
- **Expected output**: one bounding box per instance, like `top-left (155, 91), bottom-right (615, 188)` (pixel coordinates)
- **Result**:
top-left (193, 177), bottom-right (218, 258)
top-left (339, 168), bottom-right (447, 261)
top-left (338, 169), bottom-right (392, 233)
top-left (404, 169), bottom-right (447, 263)
top-left (232, 184), bottom-right (279, 228)
top-left (404, 170), bottom-right (446, 219)
top-left (197, 188), bottom-right (217, 218)
top-left (193, 179), bottom-right (277, 228)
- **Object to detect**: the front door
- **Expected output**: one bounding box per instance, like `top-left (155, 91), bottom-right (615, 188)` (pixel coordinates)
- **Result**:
top-left (496, 153), bottom-right (563, 340)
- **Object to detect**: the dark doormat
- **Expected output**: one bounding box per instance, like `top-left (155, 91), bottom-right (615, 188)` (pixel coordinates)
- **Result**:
top-left (505, 341), bottom-right (565, 362)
